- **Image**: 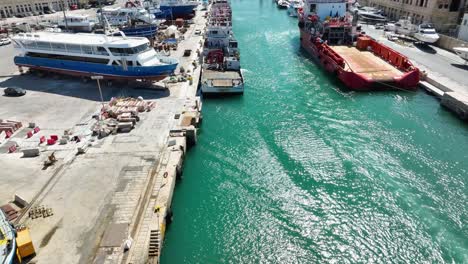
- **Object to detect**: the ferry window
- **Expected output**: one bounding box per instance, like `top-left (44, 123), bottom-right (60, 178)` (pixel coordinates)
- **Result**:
top-left (66, 44), bottom-right (81, 53)
top-left (82, 45), bottom-right (93, 54)
top-left (36, 41), bottom-right (51, 50)
top-left (109, 47), bottom-right (133, 55)
top-left (51, 43), bottom-right (66, 51)
top-left (310, 4), bottom-right (316, 13)
top-left (96, 46), bottom-right (107, 54)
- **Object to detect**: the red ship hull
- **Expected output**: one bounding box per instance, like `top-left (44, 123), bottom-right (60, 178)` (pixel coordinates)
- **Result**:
top-left (299, 29), bottom-right (420, 91)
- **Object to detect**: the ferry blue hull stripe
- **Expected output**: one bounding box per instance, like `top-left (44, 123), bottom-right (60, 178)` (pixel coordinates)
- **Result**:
top-left (121, 25), bottom-right (158, 38)
top-left (158, 5), bottom-right (197, 18)
top-left (14, 56), bottom-right (177, 79)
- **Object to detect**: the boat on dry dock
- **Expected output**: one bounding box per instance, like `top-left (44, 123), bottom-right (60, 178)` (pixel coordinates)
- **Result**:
top-left (0, 210), bottom-right (16, 264)
top-left (201, 0), bottom-right (244, 94)
top-left (12, 31), bottom-right (178, 80)
top-left (298, 0), bottom-right (419, 90)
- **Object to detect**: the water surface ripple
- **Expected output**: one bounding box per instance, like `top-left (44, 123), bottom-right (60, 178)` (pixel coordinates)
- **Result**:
top-left (161, 1), bottom-right (468, 263)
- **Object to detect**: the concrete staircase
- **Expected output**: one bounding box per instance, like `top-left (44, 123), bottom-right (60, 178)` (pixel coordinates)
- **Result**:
top-left (148, 229), bottom-right (161, 257)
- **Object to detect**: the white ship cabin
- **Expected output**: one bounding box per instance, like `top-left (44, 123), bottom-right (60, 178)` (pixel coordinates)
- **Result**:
top-left (58, 15), bottom-right (95, 26)
top-left (101, 7), bottom-right (155, 26)
top-left (205, 26), bottom-right (232, 40)
top-left (58, 15), bottom-right (96, 32)
top-left (208, 18), bottom-right (232, 28)
top-left (303, 0), bottom-right (346, 20)
top-left (12, 32), bottom-right (173, 67)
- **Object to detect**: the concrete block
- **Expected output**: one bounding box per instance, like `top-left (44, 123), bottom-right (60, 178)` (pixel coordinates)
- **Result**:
top-left (117, 122), bottom-right (134, 129)
top-left (77, 144), bottom-right (88, 154)
top-left (441, 92), bottom-right (468, 120)
top-left (22, 148), bottom-right (40, 157)
top-left (14, 194), bottom-right (29, 208)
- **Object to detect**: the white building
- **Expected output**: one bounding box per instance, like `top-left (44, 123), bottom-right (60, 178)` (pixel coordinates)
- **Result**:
top-left (458, 13), bottom-right (468, 41)
top-left (0, 0), bottom-right (80, 18)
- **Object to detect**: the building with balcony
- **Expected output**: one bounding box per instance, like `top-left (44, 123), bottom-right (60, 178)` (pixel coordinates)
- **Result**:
top-left (362, 0), bottom-right (466, 31)
top-left (0, 0), bottom-right (80, 18)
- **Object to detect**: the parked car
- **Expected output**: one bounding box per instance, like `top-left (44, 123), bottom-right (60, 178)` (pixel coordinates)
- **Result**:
top-left (0, 38), bottom-right (11, 45)
top-left (374, 23), bottom-right (384, 29)
top-left (4, 87), bottom-right (26, 97)
top-left (194, 29), bottom-right (202, 35)
top-left (84, 4), bottom-right (92, 9)
top-left (70, 4), bottom-right (78, 10)
top-left (387, 33), bottom-right (399, 41)
top-left (15, 14), bottom-right (25, 18)
top-left (384, 23), bottom-right (396, 32)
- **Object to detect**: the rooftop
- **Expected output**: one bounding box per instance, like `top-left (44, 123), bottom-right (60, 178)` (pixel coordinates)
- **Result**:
top-left (13, 31), bottom-right (149, 48)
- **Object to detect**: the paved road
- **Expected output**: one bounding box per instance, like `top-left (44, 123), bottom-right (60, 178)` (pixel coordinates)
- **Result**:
top-left (362, 24), bottom-right (468, 93)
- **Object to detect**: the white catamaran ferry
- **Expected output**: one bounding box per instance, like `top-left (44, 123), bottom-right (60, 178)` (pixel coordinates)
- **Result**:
top-left (12, 31), bottom-right (178, 80)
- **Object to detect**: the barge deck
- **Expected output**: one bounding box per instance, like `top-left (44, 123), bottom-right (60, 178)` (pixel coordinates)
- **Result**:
top-left (332, 46), bottom-right (403, 81)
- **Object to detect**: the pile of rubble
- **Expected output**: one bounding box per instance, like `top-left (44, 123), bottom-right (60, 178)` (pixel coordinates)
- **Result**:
top-left (93, 97), bottom-right (155, 138)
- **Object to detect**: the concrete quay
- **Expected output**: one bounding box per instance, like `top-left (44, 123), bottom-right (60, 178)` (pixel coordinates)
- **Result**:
top-left (362, 24), bottom-right (468, 121)
top-left (0, 6), bottom-right (207, 264)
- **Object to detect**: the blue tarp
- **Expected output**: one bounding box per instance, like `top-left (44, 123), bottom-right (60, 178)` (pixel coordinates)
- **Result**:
top-left (163, 38), bottom-right (177, 44)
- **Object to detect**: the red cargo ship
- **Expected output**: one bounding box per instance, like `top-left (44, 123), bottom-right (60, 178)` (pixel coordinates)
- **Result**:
top-left (298, 0), bottom-right (419, 90)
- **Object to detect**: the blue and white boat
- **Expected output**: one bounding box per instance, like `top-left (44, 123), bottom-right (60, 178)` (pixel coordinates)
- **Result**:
top-left (100, 7), bottom-right (159, 38)
top-left (287, 0), bottom-right (303, 17)
top-left (12, 31), bottom-right (178, 81)
top-left (158, 0), bottom-right (199, 19)
top-left (0, 210), bottom-right (16, 264)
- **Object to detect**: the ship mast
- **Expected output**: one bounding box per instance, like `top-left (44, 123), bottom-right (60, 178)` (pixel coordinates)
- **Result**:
top-left (61, 0), bottom-right (69, 30)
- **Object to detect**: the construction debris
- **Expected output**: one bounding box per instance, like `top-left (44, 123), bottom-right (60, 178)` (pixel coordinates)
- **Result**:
top-left (90, 97), bottom-right (155, 139)
top-left (0, 119), bottom-right (22, 138)
top-left (28, 205), bottom-right (54, 219)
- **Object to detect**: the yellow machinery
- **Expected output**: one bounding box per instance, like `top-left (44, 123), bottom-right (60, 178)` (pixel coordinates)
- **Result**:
top-left (16, 228), bottom-right (35, 261)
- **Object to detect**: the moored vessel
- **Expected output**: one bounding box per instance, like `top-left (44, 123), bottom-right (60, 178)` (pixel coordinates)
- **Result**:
top-left (58, 14), bottom-right (96, 32)
top-left (100, 6), bottom-right (159, 38)
top-left (158, 0), bottom-right (199, 19)
top-left (12, 31), bottom-right (178, 81)
top-left (298, 0), bottom-right (419, 90)
top-left (287, 0), bottom-right (303, 17)
top-left (201, 0), bottom-right (244, 94)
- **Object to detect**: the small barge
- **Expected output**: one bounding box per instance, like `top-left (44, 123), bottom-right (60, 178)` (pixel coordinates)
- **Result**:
top-left (298, 0), bottom-right (419, 90)
top-left (12, 31), bottom-right (178, 80)
top-left (201, 0), bottom-right (244, 94)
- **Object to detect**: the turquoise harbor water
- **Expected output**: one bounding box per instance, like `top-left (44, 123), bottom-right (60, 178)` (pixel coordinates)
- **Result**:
top-left (161, 1), bottom-right (468, 263)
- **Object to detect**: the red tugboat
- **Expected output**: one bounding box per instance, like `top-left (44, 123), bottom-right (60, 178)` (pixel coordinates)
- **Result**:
top-left (298, 0), bottom-right (419, 90)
